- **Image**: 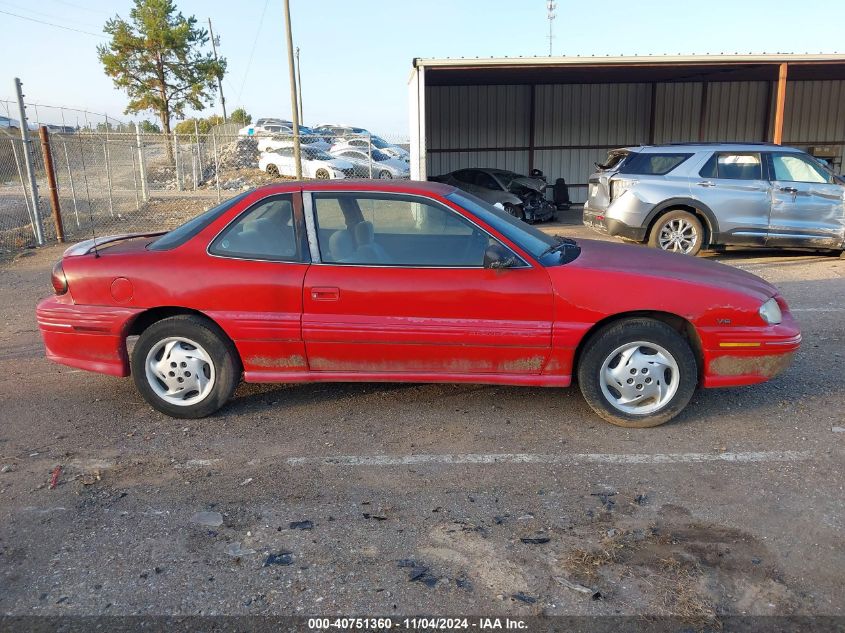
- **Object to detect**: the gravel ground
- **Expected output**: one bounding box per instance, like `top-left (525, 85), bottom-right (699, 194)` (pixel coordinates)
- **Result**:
top-left (0, 219), bottom-right (843, 631)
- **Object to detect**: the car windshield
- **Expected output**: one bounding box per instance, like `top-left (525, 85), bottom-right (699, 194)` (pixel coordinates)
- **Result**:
top-left (488, 170), bottom-right (523, 188)
top-left (370, 137), bottom-right (390, 149)
top-left (148, 192), bottom-right (250, 251)
top-left (304, 148), bottom-right (332, 160)
top-left (446, 190), bottom-right (560, 259)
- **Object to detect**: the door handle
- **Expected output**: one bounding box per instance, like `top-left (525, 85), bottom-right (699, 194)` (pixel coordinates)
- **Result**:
top-left (311, 287), bottom-right (339, 301)
top-left (779, 186), bottom-right (798, 194)
top-left (696, 181), bottom-right (716, 187)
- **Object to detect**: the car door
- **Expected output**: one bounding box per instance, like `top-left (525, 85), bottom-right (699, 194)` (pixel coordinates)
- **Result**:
top-left (766, 152), bottom-right (845, 248)
top-left (199, 191), bottom-right (311, 377)
top-left (301, 191), bottom-right (554, 375)
top-left (694, 151), bottom-right (770, 245)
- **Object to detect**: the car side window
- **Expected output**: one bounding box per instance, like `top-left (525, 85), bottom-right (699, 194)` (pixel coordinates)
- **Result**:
top-left (209, 195), bottom-right (300, 262)
top-left (712, 153), bottom-right (762, 180)
top-left (453, 170), bottom-right (473, 184)
top-left (699, 154), bottom-right (718, 178)
top-left (312, 193), bottom-right (504, 267)
top-left (771, 153), bottom-right (831, 184)
top-left (473, 172), bottom-right (500, 190)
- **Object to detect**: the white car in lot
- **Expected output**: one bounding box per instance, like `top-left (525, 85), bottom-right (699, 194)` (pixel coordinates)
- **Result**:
top-left (329, 148), bottom-right (410, 179)
top-left (259, 146), bottom-right (355, 180)
top-left (257, 135), bottom-right (331, 153)
top-left (330, 136), bottom-right (409, 160)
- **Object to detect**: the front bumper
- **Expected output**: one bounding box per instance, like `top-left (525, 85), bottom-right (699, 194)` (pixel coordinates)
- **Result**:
top-left (36, 295), bottom-right (140, 377)
top-left (699, 312), bottom-right (802, 388)
top-left (523, 200), bottom-right (556, 223)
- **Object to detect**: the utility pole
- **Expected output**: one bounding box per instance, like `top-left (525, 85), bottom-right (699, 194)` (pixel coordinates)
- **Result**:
top-left (283, 0), bottom-right (302, 179)
top-left (14, 77), bottom-right (45, 246)
top-left (546, 1), bottom-right (556, 57)
top-left (208, 18), bottom-right (227, 121)
top-left (295, 46), bottom-right (304, 124)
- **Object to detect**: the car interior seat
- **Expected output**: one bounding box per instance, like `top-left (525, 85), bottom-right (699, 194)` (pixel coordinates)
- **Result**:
top-left (328, 230), bottom-right (355, 262)
top-left (353, 221), bottom-right (390, 264)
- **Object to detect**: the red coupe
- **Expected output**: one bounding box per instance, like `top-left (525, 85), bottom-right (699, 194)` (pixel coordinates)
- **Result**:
top-left (36, 181), bottom-right (800, 427)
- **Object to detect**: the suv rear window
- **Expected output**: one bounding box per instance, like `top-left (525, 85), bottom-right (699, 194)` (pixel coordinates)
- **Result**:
top-left (618, 152), bottom-right (692, 175)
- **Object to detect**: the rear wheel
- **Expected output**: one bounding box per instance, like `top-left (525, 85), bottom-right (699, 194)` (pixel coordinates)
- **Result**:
top-left (577, 318), bottom-right (698, 428)
top-left (379, 170), bottom-right (392, 179)
top-left (315, 168), bottom-right (330, 179)
top-left (266, 164), bottom-right (279, 177)
top-left (649, 210), bottom-right (704, 256)
top-left (131, 315), bottom-right (240, 419)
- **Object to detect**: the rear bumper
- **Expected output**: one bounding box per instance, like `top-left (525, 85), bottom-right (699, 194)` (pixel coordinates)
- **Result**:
top-left (583, 205), bottom-right (647, 241)
top-left (36, 295), bottom-right (140, 377)
top-left (700, 314), bottom-right (802, 388)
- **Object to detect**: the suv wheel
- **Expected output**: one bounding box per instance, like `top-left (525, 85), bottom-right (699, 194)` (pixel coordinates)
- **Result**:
top-left (649, 210), bottom-right (704, 256)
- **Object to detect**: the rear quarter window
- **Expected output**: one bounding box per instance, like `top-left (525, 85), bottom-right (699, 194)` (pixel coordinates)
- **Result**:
top-left (619, 153), bottom-right (693, 176)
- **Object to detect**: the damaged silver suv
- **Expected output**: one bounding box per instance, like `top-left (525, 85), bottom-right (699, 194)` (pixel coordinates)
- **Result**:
top-left (583, 143), bottom-right (845, 256)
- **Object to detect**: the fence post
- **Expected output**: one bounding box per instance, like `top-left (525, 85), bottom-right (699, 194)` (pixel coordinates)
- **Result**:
top-left (10, 140), bottom-right (35, 228)
top-left (62, 142), bottom-right (80, 227)
top-left (102, 141), bottom-right (114, 217)
top-left (212, 132), bottom-right (221, 203)
top-left (173, 131), bottom-right (183, 191)
top-left (130, 140), bottom-right (141, 211)
top-left (38, 127), bottom-right (65, 242)
top-left (194, 119), bottom-right (203, 179)
top-left (368, 133), bottom-right (373, 178)
top-left (14, 77), bottom-right (45, 245)
top-left (135, 125), bottom-right (148, 202)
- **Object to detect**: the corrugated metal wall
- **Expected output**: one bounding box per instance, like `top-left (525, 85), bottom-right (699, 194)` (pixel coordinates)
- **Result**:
top-left (425, 79), bottom-right (845, 204)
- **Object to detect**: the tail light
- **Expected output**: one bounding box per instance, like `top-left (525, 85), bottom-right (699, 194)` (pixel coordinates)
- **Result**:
top-left (51, 261), bottom-right (68, 295)
top-left (609, 178), bottom-right (636, 201)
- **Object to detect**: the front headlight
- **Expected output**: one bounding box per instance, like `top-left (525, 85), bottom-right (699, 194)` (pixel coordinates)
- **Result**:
top-left (759, 298), bottom-right (782, 325)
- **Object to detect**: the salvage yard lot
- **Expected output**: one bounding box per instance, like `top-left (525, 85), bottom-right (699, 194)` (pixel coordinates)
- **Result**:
top-left (0, 225), bottom-right (843, 627)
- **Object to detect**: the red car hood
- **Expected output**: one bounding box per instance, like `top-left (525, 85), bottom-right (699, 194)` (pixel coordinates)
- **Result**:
top-left (571, 239), bottom-right (778, 302)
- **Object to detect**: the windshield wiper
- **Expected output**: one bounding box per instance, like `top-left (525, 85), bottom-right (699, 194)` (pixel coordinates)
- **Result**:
top-left (541, 235), bottom-right (578, 256)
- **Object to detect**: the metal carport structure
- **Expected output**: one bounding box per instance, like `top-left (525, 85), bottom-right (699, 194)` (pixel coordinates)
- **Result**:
top-left (408, 54), bottom-right (845, 203)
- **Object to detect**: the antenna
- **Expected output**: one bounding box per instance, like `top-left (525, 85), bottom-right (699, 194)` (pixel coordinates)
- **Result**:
top-left (546, 1), bottom-right (556, 57)
top-left (76, 129), bottom-right (99, 257)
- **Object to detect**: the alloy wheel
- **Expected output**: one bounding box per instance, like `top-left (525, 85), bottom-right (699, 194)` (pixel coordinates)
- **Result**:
top-left (144, 337), bottom-right (216, 407)
top-left (658, 218), bottom-right (698, 254)
top-left (598, 341), bottom-right (680, 416)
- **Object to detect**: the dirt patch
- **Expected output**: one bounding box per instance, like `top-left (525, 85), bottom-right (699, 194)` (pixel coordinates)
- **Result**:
top-left (710, 353), bottom-right (795, 378)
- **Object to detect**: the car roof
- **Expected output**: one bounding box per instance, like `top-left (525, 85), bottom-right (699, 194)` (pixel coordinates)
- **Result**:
top-left (621, 143), bottom-right (804, 153)
top-left (249, 180), bottom-right (456, 196)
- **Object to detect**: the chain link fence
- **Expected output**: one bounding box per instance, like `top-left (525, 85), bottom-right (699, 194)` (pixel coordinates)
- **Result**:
top-left (0, 111), bottom-right (409, 253)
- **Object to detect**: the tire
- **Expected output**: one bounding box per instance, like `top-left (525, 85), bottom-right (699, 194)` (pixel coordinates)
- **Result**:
top-left (577, 318), bottom-right (698, 428)
top-left (315, 168), bottom-right (330, 179)
top-left (379, 170), bottom-right (392, 179)
top-left (131, 315), bottom-right (241, 419)
top-left (503, 203), bottom-right (524, 221)
top-left (648, 210), bottom-right (704, 256)
top-left (266, 164), bottom-right (279, 177)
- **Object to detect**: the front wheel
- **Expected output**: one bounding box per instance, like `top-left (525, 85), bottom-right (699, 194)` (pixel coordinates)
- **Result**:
top-left (378, 170), bottom-right (392, 179)
top-left (577, 318), bottom-right (698, 428)
top-left (648, 210), bottom-right (704, 256)
top-left (266, 164), bottom-right (280, 177)
top-left (503, 203), bottom-right (524, 221)
top-left (131, 315), bottom-right (241, 419)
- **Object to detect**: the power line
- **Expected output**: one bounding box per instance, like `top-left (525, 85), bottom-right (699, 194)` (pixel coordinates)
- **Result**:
top-left (0, 8), bottom-right (106, 37)
top-left (238, 0), bottom-right (270, 104)
top-left (44, 0), bottom-right (111, 15)
top-left (0, 0), bottom-right (104, 30)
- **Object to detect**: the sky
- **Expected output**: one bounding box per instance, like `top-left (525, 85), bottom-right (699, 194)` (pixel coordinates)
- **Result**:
top-left (1, 0), bottom-right (844, 135)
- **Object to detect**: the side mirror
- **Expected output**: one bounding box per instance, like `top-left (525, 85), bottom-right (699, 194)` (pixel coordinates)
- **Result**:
top-left (483, 243), bottom-right (518, 269)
